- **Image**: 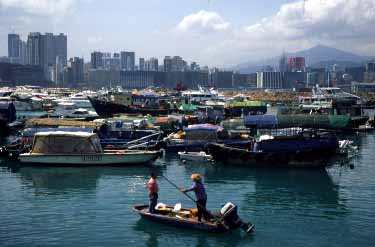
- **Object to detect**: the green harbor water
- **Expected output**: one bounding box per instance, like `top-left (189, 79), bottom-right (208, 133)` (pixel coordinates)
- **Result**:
top-left (1, 133), bottom-right (375, 247)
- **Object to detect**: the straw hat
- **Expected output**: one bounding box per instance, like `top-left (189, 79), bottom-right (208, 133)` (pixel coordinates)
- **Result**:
top-left (191, 173), bottom-right (202, 182)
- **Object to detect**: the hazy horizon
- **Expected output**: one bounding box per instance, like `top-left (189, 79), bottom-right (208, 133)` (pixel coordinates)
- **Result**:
top-left (1, 0), bottom-right (374, 67)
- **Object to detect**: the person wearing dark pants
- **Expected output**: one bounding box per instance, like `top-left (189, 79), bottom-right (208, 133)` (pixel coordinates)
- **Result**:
top-left (181, 173), bottom-right (209, 222)
top-left (196, 198), bottom-right (208, 222)
top-left (147, 173), bottom-right (159, 214)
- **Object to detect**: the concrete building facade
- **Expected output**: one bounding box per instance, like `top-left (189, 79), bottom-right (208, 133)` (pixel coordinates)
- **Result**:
top-left (120, 51), bottom-right (135, 71)
top-left (257, 72), bottom-right (284, 89)
top-left (91, 52), bottom-right (104, 70)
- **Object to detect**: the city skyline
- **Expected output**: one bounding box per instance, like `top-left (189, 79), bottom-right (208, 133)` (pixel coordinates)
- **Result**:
top-left (1, 0), bottom-right (375, 67)
top-left (2, 29), bottom-right (375, 90)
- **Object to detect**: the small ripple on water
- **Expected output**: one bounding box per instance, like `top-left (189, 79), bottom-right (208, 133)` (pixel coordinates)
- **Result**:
top-left (1, 134), bottom-right (375, 246)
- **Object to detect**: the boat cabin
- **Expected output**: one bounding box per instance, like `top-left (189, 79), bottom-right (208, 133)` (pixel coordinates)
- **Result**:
top-left (183, 124), bottom-right (225, 141)
top-left (181, 87), bottom-right (224, 104)
top-left (298, 86), bottom-right (364, 118)
top-left (30, 132), bottom-right (103, 155)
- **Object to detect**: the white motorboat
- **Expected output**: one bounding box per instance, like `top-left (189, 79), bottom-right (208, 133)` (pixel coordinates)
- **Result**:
top-left (178, 151), bottom-right (213, 162)
top-left (66, 108), bottom-right (98, 118)
top-left (51, 103), bottom-right (98, 119)
top-left (53, 98), bottom-right (92, 109)
top-left (19, 131), bottom-right (161, 166)
top-left (181, 86), bottom-right (225, 103)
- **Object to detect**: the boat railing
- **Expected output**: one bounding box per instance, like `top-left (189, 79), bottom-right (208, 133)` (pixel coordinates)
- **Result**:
top-left (256, 127), bottom-right (303, 138)
top-left (121, 132), bottom-right (163, 149)
top-left (126, 141), bottom-right (153, 150)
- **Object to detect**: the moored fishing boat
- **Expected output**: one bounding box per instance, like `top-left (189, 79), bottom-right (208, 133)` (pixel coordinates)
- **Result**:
top-left (208, 130), bottom-right (339, 168)
top-left (298, 86), bottom-right (369, 128)
top-left (244, 114), bottom-right (351, 130)
top-left (88, 88), bottom-right (173, 117)
top-left (19, 131), bottom-right (161, 166)
top-left (164, 124), bottom-right (250, 152)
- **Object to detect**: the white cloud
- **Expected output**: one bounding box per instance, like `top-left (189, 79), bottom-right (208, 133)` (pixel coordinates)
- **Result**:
top-left (2, 0), bottom-right (375, 67)
top-left (185, 0), bottom-right (375, 66)
top-left (176, 10), bottom-right (230, 33)
top-left (0, 0), bottom-right (77, 17)
top-left (243, 0), bottom-right (375, 41)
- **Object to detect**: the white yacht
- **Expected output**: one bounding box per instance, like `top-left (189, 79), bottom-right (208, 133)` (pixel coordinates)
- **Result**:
top-left (181, 86), bottom-right (225, 103)
top-left (51, 102), bottom-right (97, 119)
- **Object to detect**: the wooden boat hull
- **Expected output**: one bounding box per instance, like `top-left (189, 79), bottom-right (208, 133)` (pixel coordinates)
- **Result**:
top-left (19, 151), bottom-right (161, 166)
top-left (165, 140), bottom-right (250, 152)
top-left (208, 143), bottom-right (337, 168)
top-left (89, 97), bottom-right (170, 117)
top-left (133, 205), bottom-right (229, 233)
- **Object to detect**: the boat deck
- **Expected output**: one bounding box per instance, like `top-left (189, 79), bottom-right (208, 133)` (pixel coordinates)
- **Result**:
top-left (133, 205), bottom-right (228, 233)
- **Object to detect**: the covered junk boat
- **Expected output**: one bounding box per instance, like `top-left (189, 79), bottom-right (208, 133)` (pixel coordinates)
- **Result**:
top-left (298, 86), bottom-right (369, 128)
top-left (164, 124), bottom-right (250, 152)
top-left (133, 202), bottom-right (254, 234)
top-left (19, 131), bottom-right (161, 166)
top-left (88, 88), bottom-right (173, 117)
top-left (209, 128), bottom-right (340, 168)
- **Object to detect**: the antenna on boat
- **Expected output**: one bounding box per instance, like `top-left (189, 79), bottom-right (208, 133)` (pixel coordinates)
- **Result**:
top-left (302, 0), bottom-right (306, 15)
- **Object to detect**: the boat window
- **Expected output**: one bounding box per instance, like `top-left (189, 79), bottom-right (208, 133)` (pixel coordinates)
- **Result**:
top-left (32, 135), bottom-right (101, 154)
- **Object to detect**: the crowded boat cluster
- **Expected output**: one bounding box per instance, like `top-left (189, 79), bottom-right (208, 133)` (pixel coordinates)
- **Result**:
top-left (1, 84), bottom-right (373, 233)
top-left (0, 85), bottom-right (371, 167)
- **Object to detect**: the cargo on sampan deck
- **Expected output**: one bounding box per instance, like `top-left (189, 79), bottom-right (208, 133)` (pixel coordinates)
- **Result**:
top-left (133, 202), bottom-right (254, 234)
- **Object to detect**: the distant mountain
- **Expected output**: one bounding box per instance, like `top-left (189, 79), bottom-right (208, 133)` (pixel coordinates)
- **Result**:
top-left (309, 60), bottom-right (361, 69)
top-left (232, 45), bottom-right (368, 73)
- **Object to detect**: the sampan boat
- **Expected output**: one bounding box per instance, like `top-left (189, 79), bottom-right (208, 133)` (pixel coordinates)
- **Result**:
top-left (132, 202), bottom-right (254, 234)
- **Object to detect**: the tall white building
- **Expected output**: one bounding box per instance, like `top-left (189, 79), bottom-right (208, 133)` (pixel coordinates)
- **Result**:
top-left (257, 72), bottom-right (284, 89)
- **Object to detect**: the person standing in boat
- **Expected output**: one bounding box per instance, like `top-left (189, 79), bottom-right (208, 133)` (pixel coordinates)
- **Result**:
top-left (147, 172), bottom-right (159, 214)
top-left (180, 173), bottom-right (209, 222)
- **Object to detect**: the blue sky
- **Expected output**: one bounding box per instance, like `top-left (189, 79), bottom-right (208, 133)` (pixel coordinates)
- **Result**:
top-left (1, 0), bottom-right (374, 67)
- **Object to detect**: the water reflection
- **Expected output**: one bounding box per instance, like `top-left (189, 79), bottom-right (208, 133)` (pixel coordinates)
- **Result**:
top-left (134, 218), bottom-right (251, 247)
top-left (10, 165), bottom-right (163, 195)
top-left (204, 166), bottom-right (348, 218)
top-left (134, 220), bottom-right (161, 247)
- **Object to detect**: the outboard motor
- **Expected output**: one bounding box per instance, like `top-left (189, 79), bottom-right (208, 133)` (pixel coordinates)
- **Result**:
top-left (220, 202), bottom-right (254, 233)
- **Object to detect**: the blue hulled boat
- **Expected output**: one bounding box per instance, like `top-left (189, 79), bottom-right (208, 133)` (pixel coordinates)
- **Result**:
top-left (208, 129), bottom-right (339, 168)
